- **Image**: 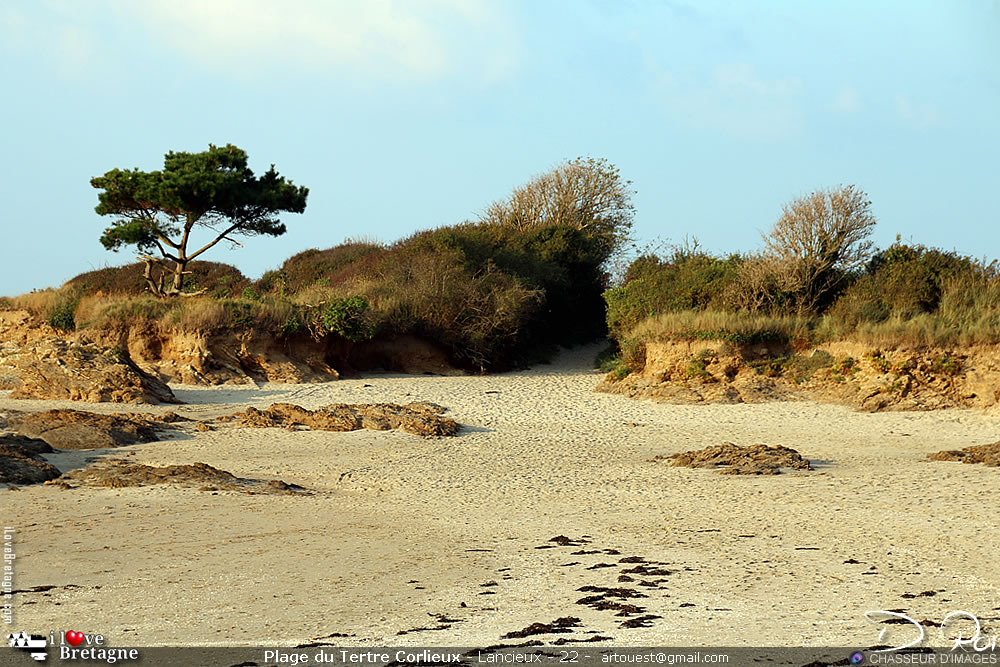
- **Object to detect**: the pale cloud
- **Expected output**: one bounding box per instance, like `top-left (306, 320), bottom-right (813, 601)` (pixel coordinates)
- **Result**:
top-left (894, 94), bottom-right (939, 129)
top-left (0, 0), bottom-right (518, 84)
top-left (713, 63), bottom-right (800, 97)
top-left (833, 86), bottom-right (861, 113)
top-left (115, 0), bottom-right (517, 82)
top-left (654, 62), bottom-right (803, 140)
top-left (0, 2), bottom-right (111, 79)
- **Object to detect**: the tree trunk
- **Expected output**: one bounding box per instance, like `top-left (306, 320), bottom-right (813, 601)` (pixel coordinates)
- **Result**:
top-left (171, 259), bottom-right (187, 295)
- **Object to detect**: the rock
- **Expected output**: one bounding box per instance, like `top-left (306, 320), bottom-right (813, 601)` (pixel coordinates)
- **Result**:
top-left (927, 442), bottom-right (1000, 467)
top-left (0, 435), bottom-right (60, 485)
top-left (0, 434), bottom-right (54, 456)
top-left (59, 460), bottom-right (311, 494)
top-left (6, 338), bottom-right (179, 404)
top-left (9, 410), bottom-right (178, 449)
top-left (656, 442), bottom-right (813, 475)
top-left (220, 402), bottom-right (460, 438)
top-left (95, 329), bottom-right (341, 385)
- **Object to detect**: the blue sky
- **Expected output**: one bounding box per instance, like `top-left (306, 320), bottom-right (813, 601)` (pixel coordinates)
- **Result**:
top-left (1, 1), bottom-right (998, 296)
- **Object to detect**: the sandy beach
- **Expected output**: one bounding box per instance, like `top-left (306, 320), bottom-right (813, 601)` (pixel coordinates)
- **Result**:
top-left (4, 344), bottom-right (999, 648)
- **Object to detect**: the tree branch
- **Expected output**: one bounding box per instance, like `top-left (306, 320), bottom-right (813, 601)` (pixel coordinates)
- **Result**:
top-left (152, 238), bottom-right (179, 263)
top-left (186, 223), bottom-right (240, 261)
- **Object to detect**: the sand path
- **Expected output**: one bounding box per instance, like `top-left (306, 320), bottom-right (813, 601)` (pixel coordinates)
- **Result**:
top-left (3, 344), bottom-right (999, 647)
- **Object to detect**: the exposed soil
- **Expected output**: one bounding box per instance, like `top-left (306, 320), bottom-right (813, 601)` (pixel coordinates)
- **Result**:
top-left (599, 339), bottom-right (1000, 414)
top-left (655, 442), bottom-right (813, 475)
top-left (219, 402), bottom-right (460, 438)
top-left (0, 309), bottom-right (464, 390)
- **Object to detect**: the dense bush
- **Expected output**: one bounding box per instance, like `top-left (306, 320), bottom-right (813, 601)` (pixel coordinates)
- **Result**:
top-left (66, 261), bottom-right (250, 299)
top-left (260, 242), bottom-right (384, 296)
top-left (828, 242), bottom-right (986, 327)
top-left (320, 296), bottom-right (375, 342)
top-left (49, 300), bottom-right (77, 331)
top-left (610, 240), bottom-right (1000, 351)
top-left (604, 247), bottom-right (740, 340)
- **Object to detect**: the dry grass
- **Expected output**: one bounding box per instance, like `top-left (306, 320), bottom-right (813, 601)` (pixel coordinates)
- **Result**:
top-left (818, 313), bottom-right (1000, 348)
top-left (165, 298), bottom-right (233, 332)
top-left (7, 288), bottom-right (71, 318)
top-left (628, 308), bottom-right (1000, 352)
top-left (629, 309), bottom-right (816, 345)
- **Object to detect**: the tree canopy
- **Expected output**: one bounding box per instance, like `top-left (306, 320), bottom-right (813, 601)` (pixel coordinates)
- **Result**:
top-left (92, 144), bottom-right (308, 296)
top-left (760, 184), bottom-right (877, 312)
top-left (481, 157), bottom-right (635, 264)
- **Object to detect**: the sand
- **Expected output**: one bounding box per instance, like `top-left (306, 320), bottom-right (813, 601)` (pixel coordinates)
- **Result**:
top-left (3, 344), bottom-right (999, 648)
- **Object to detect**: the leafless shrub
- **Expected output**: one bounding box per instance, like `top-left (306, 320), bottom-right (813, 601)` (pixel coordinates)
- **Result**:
top-left (758, 185), bottom-right (877, 313)
top-left (481, 156), bottom-right (636, 261)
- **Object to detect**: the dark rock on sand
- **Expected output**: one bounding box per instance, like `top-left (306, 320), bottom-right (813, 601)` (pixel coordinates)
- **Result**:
top-left (10, 410), bottom-right (181, 449)
top-left (7, 338), bottom-right (179, 405)
top-left (0, 435), bottom-right (60, 485)
top-left (927, 442), bottom-right (1000, 466)
top-left (57, 460), bottom-right (310, 495)
top-left (656, 442), bottom-right (813, 475)
top-left (220, 402), bottom-right (460, 438)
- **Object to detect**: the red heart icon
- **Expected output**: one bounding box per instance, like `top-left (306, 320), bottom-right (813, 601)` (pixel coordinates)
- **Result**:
top-left (65, 631), bottom-right (84, 647)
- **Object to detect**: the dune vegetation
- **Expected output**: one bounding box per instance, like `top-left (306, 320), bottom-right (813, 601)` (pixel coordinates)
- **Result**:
top-left (5, 166), bottom-right (1000, 385)
top-left (3, 157), bottom-right (629, 372)
top-left (602, 238), bottom-right (1000, 374)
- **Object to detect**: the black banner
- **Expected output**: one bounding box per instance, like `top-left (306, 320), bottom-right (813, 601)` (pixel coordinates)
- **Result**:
top-left (4, 644), bottom-right (1000, 667)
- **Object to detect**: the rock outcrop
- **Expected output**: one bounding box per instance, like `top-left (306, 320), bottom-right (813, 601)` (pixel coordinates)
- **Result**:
top-left (654, 443), bottom-right (813, 475)
top-left (927, 442), bottom-right (1000, 467)
top-left (219, 402), bottom-right (460, 438)
top-left (9, 409), bottom-right (183, 449)
top-left (95, 330), bottom-right (459, 385)
top-left (0, 434), bottom-right (60, 485)
top-left (4, 337), bottom-right (178, 404)
top-left (56, 460), bottom-right (311, 494)
top-left (599, 339), bottom-right (1000, 413)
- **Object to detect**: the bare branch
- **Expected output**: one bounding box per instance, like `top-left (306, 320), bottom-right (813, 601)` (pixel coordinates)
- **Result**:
top-left (186, 224), bottom-right (241, 261)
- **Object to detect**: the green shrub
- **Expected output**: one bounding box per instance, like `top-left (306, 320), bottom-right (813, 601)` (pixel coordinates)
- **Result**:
top-left (831, 356), bottom-right (857, 377)
top-left (49, 301), bottom-right (77, 330)
top-left (279, 313), bottom-right (303, 336)
top-left (829, 242), bottom-right (983, 327)
top-left (241, 287), bottom-right (262, 302)
top-left (686, 349), bottom-right (716, 380)
top-left (610, 363), bottom-right (630, 381)
top-left (604, 247), bottom-right (740, 340)
top-left (321, 296), bottom-right (375, 342)
top-left (222, 300), bottom-right (257, 328)
top-left (931, 354), bottom-right (962, 376)
top-left (749, 356), bottom-right (791, 377)
top-left (785, 350), bottom-right (834, 383)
